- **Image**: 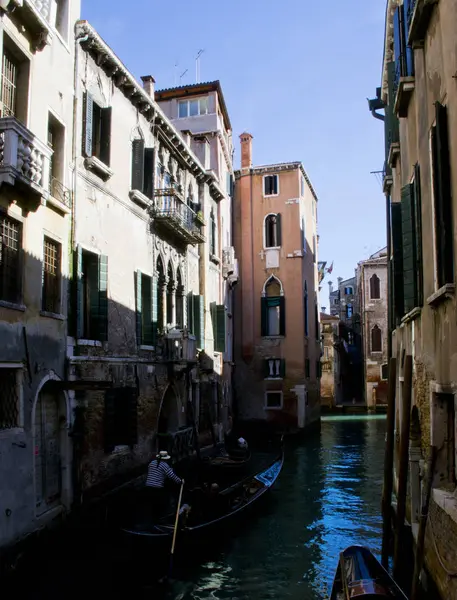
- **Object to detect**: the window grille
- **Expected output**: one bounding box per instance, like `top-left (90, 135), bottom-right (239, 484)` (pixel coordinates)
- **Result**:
top-left (1, 51), bottom-right (18, 117)
top-left (42, 237), bottom-right (61, 313)
top-left (0, 368), bottom-right (19, 429)
top-left (0, 214), bottom-right (22, 303)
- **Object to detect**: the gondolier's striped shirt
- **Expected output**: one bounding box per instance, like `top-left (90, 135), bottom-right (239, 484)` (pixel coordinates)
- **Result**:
top-left (146, 460), bottom-right (182, 488)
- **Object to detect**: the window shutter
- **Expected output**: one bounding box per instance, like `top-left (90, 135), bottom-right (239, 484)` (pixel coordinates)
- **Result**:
top-left (413, 164), bottom-right (423, 306)
top-left (98, 254), bottom-right (109, 342)
top-left (104, 389), bottom-right (117, 453)
top-left (100, 107), bottom-right (112, 167)
top-left (131, 139), bottom-right (145, 192)
top-left (126, 388), bottom-right (138, 448)
top-left (76, 245), bottom-right (84, 338)
top-left (187, 292), bottom-right (194, 334)
top-left (135, 270), bottom-right (142, 345)
top-left (273, 176), bottom-right (278, 194)
top-left (193, 295), bottom-right (204, 349)
top-left (215, 304), bottom-right (226, 353)
top-left (401, 183), bottom-right (416, 313)
top-left (151, 275), bottom-right (158, 346)
top-left (279, 296), bottom-right (286, 336)
top-left (280, 358), bottom-right (286, 378)
top-left (261, 296), bottom-right (267, 336)
top-left (391, 202), bottom-right (404, 323)
top-left (82, 92), bottom-right (93, 157)
top-left (434, 103), bottom-right (454, 287)
top-left (144, 148), bottom-right (154, 199)
top-left (401, 1), bottom-right (414, 76)
top-left (210, 301), bottom-right (217, 346)
top-left (276, 213), bottom-right (282, 247)
top-left (385, 62), bottom-right (399, 153)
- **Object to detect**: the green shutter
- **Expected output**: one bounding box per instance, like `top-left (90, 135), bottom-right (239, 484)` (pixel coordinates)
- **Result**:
top-left (151, 275), bottom-right (158, 346)
top-left (82, 92), bottom-right (93, 157)
top-left (279, 296), bottom-right (286, 336)
top-left (144, 148), bottom-right (154, 199)
top-left (187, 292), bottom-right (194, 334)
top-left (261, 297), bottom-right (267, 336)
top-left (98, 254), bottom-right (108, 342)
top-left (193, 295), bottom-right (204, 349)
top-left (413, 164), bottom-right (423, 306)
top-left (391, 202), bottom-right (404, 323)
top-left (104, 389), bottom-right (116, 453)
top-left (135, 270), bottom-right (142, 345)
top-left (401, 183), bottom-right (416, 313)
top-left (276, 213), bottom-right (282, 247)
top-left (100, 107), bottom-right (112, 167)
top-left (215, 304), bottom-right (226, 353)
top-left (76, 245), bottom-right (84, 338)
top-left (210, 301), bottom-right (217, 343)
top-left (131, 139), bottom-right (145, 192)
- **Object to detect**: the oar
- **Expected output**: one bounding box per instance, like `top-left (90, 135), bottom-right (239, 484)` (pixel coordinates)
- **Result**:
top-left (168, 479), bottom-right (185, 578)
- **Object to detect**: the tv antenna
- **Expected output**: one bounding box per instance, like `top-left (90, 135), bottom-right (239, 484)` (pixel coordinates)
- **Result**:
top-left (195, 49), bottom-right (205, 83)
top-left (180, 69), bottom-right (188, 84)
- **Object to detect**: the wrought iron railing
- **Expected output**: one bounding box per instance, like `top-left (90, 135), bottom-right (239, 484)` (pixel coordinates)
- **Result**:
top-left (50, 177), bottom-right (72, 208)
top-left (153, 188), bottom-right (205, 242)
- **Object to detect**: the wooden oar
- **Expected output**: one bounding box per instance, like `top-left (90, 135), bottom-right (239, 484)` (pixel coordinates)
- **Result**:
top-left (168, 479), bottom-right (185, 578)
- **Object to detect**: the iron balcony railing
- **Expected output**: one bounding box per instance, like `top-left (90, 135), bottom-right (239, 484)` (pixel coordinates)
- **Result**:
top-left (153, 188), bottom-right (205, 244)
top-left (50, 177), bottom-right (72, 208)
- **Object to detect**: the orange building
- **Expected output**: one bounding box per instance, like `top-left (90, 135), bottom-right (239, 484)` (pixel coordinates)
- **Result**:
top-left (233, 133), bottom-right (321, 432)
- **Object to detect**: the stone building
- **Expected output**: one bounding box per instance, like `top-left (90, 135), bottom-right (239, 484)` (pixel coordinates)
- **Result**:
top-left (68, 21), bottom-right (234, 502)
top-left (369, 0), bottom-right (457, 596)
top-left (356, 248), bottom-right (388, 410)
top-left (320, 312), bottom-right (339, 409)
top-left (0, 0), bottom-right (80, 552)
top-left (233, 133), bottom-right (320, 432)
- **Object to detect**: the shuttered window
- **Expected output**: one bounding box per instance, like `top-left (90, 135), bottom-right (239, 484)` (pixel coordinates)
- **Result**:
top-left (0, 213), bottom-right (22, 304)
top-left (76, 246), bottom-right (108, 341)
top-left (135, 271), bottom-right (155, 346)
top-left (131, 139), bottom-right (155, 199)
top-left (42, 237), bottom-right (61, 314)
top-left (370, 274), bottom-right (381, 299)
top-left (264, 175), bottom-right (278, 196)
top-left (391, 202), bottom-right (404, 323)
top-left (210, 302), bottom-right (226, 353)
top-left (264, 213), bottom-right (282, 248)
top-left (431, 103), bottom-right (454, 289)
top-left (82, 92), bottom-right (112, 166)
top-left (261, 296), bottom-right (285, 337)
top-left (393, 4), bottom-right (414, 94)
top-left (104, 387), bottom-right (138, 453)
top-left (187, 292), bottom-right (205, 349)
top-left (1, 51), bottom-right (18, 117)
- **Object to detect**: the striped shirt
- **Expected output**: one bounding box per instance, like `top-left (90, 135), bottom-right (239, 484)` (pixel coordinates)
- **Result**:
top-left (146, 459), bottom-right (182, 488)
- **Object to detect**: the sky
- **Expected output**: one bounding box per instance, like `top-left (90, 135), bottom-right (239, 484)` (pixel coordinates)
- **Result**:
top-left (82, 0), bottom-right (387, 309)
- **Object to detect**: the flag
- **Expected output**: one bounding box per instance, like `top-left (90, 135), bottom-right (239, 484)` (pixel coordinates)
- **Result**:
top-left (327, 262), bottom-right (334, 274)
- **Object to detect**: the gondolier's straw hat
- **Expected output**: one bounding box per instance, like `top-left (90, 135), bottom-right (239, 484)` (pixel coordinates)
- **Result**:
top-left (156, 450), bottom-right (171, 460)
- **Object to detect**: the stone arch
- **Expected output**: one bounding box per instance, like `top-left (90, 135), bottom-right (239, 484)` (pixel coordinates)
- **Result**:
top-left (32, 373), bottom-right (71, 515)
top-left (262, 274), bottom-right (284, 297)
top-left (157, 384), bottom-right (184, 451)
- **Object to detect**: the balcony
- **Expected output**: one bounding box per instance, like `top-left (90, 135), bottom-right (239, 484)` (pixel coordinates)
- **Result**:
top-left (5, 0), bottom-right (54, 51)
top-left (162, 328), bottom-right (197, 364)
top-left (153, 188), bottom-right (205, 245)
top-left (407, 0), bottom-right (439, 46)
top-left (0, 117), bottom-right (52, 202)
top-left (394, 77), bottom-right (415, 118)
top-left (47, 177), bottom-right (71, 213)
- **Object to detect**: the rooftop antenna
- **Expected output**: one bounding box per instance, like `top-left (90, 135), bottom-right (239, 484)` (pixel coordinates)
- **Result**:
top-left (180, 69), bottom-right (188, 84)
top-left (195, 49), bottom-right (204, 83)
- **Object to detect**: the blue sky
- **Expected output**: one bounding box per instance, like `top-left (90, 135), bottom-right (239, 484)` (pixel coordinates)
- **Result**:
top-left (82, 0), bottom-right (387, 308)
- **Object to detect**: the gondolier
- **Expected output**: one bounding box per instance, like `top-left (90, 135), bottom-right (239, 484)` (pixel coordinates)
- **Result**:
top-left (146, 451), bottom-right (183, 516)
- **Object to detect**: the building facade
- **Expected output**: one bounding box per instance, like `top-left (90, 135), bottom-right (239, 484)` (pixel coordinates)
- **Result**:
top-left (320, 312), bottom-right (339, 409)
top-left (356, 248), bottom-right (388, 410)
top-left (370, 0), bottom-right (457, 596)
top-left (233, 133), bottom-right (320, 432)
top-left (0, 0), bottom-right (80, 551)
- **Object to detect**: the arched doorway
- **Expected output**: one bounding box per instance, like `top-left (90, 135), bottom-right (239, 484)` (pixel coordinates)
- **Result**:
top-left (34, 381), bottom-right (68, 515)
top-left (157, 385), bottom-right (181, 451)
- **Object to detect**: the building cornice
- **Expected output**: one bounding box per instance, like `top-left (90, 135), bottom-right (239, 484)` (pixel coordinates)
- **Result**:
top-left (75, 20), bottom-right (222, 201)
top-left (234, 162), bottom-right (318, 201)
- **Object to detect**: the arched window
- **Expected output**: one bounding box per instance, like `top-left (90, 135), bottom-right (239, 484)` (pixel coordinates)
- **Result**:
top-left (156, 256), bottom-right (165, 331)
top-left (370, 274), bottom-right (380, 299)
top-left (261, 277), bottom-right (285, 337)
top-left (264, 214), bottom-right (282, 248)
top-left (371, 325), bottom-right (382, 352)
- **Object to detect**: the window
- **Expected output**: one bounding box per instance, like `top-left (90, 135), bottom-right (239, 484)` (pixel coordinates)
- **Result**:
top-left (82, 92), bottom-right (112, 166)
top-left (323, 346), bottom-right (329, 360)
top-left (371, 325), bottom-right (382, 352)
top-left (209, 209), bottom-right (217, 256)
top-left (135, 271), bottom-right (156, 347)
top-left (300, 175), bottom-right (305, 197)
top-left (0, 213), bottom-right (22, 304)
top-left (178, 97), bottom-right (208, 118)
top-left (381, 364), bottom-right (389, 380)
top-left (210, 302), bottom-right (226, 353)
top-left (265, 391), bottom-right (282, 409)
top-left (187, 292), bottom-right (204, 349)
top-left (264, 214), bottom-right (282, 248)
top-left (370, 274), bottom-right (380, 299)
top-left (176, 270), bottom-right (184, 329)
top-left (1, 50), bottom-right (18, 117)
top-left (42, 237), bottom-right (61, 314)
top-left (104, 388), bottom-right (138, 453)
top-left (0, 367), bottom-right (21, 430)
top-left (393, 3), bottom-right (414, 94)
top-left (261, 278), bottom-right (285, 337)
top-left (333, 298), bottom-right (340, 305)
top-left (48, 113), bottom-right (67, 201)
top-left (264, 358), bottom-right (285, 379)
top-left (431, 103), bottom-right (453, 289)
top-left (76, 247), bottom-right (108, 341)
top-left (0, 38), bottom-right (29, 124)
top-left (346, 304), bottom-right (353, 318)
top-left (131, 139), bottom-right (154, 199)
top-left (315, 301), bottom-right (320, 341)
top-left (54, 0), bottom-right (69, 41)
top-left (264, 174), bottom-right (279, 196)
top-left (344, 286), bottom-right (353, 295)
top-left (304, 282), bottom-right (309, 336)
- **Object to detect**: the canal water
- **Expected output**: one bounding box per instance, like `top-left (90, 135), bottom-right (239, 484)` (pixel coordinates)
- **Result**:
top-left (10, 415), bottom-right (386, 599)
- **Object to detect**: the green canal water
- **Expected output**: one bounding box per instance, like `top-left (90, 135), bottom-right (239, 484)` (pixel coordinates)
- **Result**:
top-left (10, 415), bottom-right (387, 599)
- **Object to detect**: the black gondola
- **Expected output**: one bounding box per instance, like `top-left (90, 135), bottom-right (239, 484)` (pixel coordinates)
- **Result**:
top-left (120, 446), bottom-right (283, 546)
top-left (330, 545), bottom-right (408, 600)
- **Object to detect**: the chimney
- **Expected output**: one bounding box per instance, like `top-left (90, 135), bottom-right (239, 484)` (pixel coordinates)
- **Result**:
top-left (328, 280), bottom-right (333, 294)
top-left (240, 132), bottom-right (253, 168)
top-left (322, 306), bottom-right (327, 314)
top-left (337, 276), bottom-right (343, 286)
top-left (141, 75), bottom-right (155, 98)
top-left (181, 129), bottom-right (191, 147)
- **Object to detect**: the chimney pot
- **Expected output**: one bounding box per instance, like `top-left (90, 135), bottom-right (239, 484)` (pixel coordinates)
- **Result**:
top-left (240, 132), bottom-right (253, 168)
top-left (141, 75), bottom-right (155, 98)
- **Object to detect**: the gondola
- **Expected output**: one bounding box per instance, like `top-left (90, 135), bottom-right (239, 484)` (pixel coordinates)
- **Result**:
top-left (120, 446), bottom-right (283, 547)
top-left (330, 545), bottom-right (408, 600)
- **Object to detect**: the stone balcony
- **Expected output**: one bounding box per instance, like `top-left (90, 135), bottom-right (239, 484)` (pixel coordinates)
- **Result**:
top-left (162, 328), bottom-right (198, 364)
top-left (152, 188), bottom-right (205, 245)
top-left (0, 117), bottom-right (52, 202)
top-left (3, 0), bottom-right (54, 51)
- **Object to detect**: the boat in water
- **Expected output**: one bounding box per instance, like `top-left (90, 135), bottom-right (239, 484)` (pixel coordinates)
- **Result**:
top-left (330, 545), bottom-right (408, 599)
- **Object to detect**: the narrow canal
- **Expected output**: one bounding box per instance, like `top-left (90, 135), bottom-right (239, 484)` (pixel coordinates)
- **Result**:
top-left (11, 415), bottom-right (386, 599)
